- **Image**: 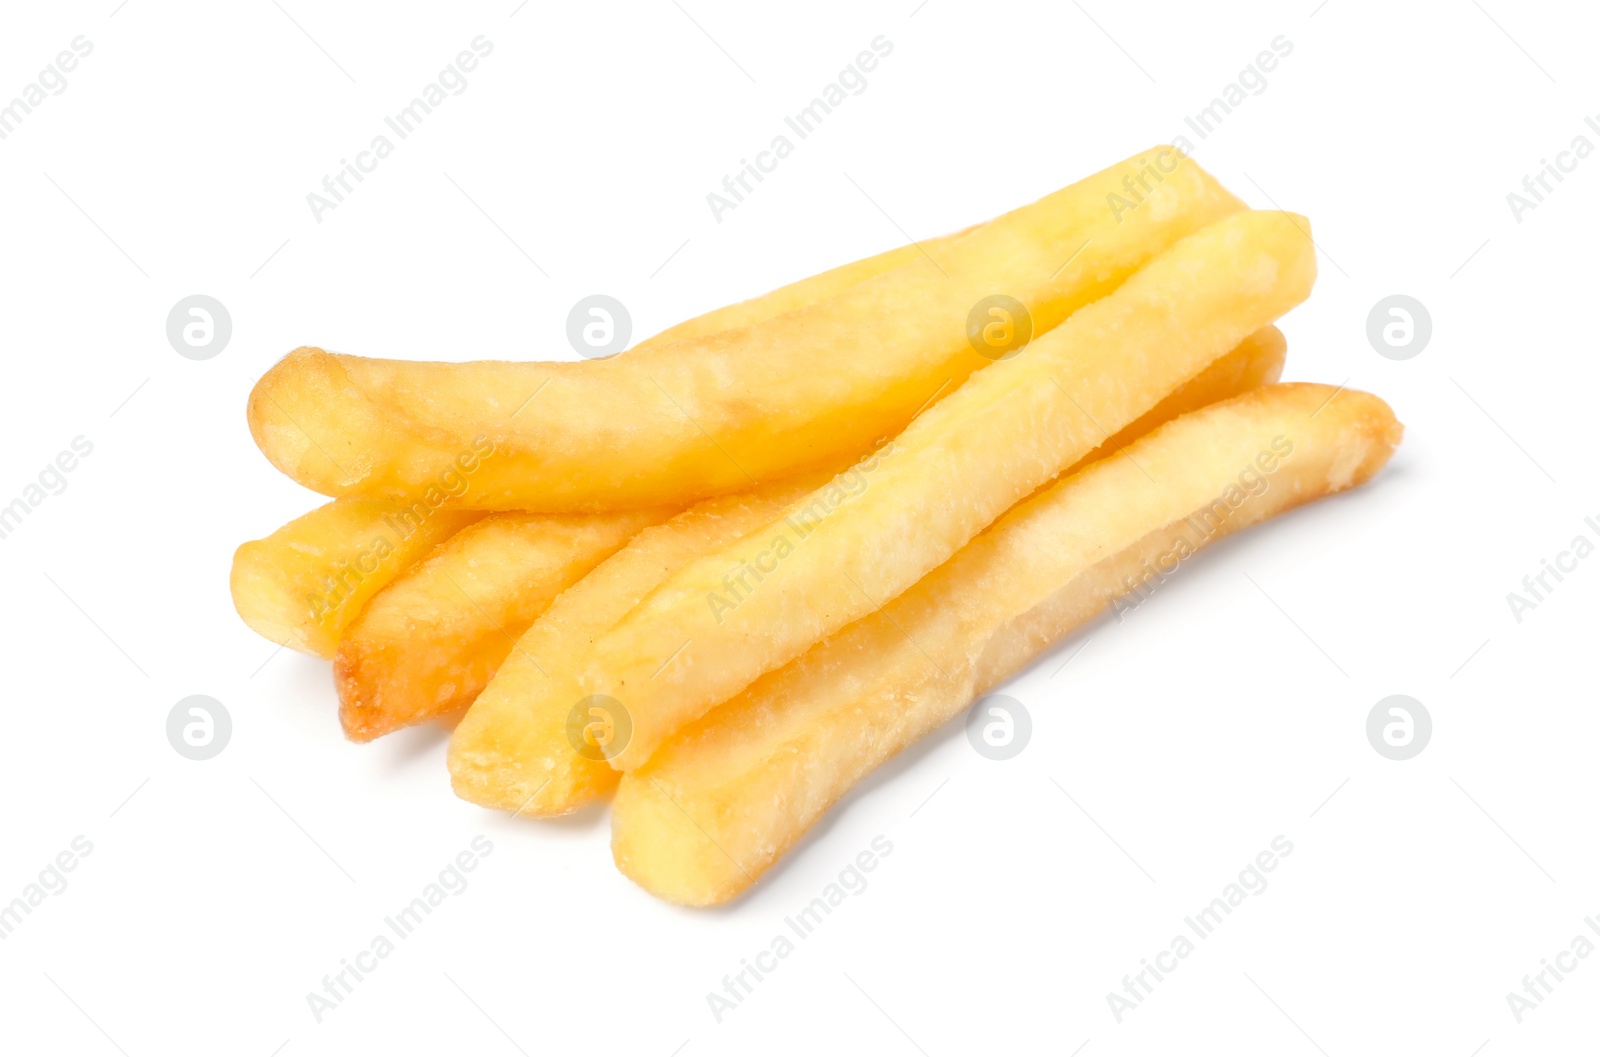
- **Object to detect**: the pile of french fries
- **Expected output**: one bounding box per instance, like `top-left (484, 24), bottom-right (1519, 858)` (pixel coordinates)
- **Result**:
top-left (233, 147), bottom-right (1402, 907)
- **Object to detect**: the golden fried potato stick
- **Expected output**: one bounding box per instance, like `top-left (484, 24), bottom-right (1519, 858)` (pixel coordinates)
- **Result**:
top-left (612, 383), bottom-right (1403, 905)
top-left (336, 508), bottom-right (667, 741)
top-left (587, 210), bottom-right (1318, 770)
top-left (248, 147), bottom-right (1241, 512)
top-left (446, 327), bottom-right (1285, 817)
top-left (231, 500), bottom-right (484, 658)
top-left (232, 224), bottom-right (941, 660)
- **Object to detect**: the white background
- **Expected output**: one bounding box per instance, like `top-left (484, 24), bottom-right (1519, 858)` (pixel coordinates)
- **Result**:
top-left (0, 0), bottom-right (1595, 1053)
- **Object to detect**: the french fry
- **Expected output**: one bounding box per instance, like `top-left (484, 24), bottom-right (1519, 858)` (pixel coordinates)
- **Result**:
top-left (230, 500), bottom-right (483, 658)
top-left (233, 222), bottom-right (940, 658)
top-left (446, 326), bottom-right (1285, 817)
top-left (447, 473), bottom-right (830, 814)
top-left (1103, 325), bottom-right (1284, 451)
top-left (586, 210), bottom-right (1318, 770)
top-left (612, 383), bottom-right (1403, 905)
top-left (248, 148), bottom-right (1242, 512)
top-left (336, 509), bottom-right (668, 741)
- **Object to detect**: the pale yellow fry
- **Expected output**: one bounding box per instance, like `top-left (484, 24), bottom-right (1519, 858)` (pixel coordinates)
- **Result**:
top-left (248, 147), bottom-right (1241, 511)
top-left (587, 210), bottom-right (1318, 770)
top-left (1093, 324), bottom-right (1285, 461)
top-left (336, 508), bottom-right (666, 741)
top-left (446, 327), bottom-right (1285, 816)
top-left (230, 500), bottom-right (483, 658)
top-left (612, 383), bottom-right (1403, 906)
